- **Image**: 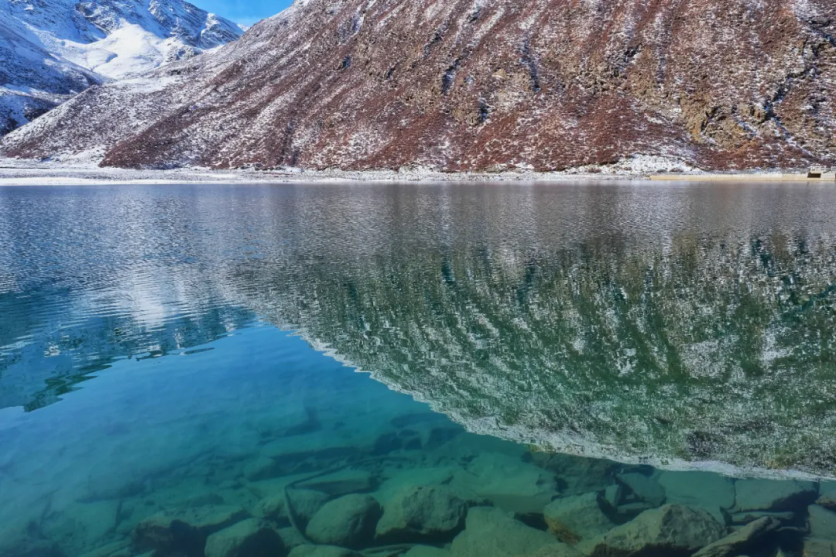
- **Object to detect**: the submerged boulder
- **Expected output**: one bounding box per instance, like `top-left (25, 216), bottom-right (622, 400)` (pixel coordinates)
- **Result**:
top-left (305, 494), bottom-right (381, 548)
top-left (817, 490), bottom-right (836, 512)
top-left (734, 480), bottom-right (817, 512)
top-left (287, 489), bottom-right (330, 529)
top-left (255, 493), bottom-right (288, 521)
top-left (521, 545), bottom-right (585, 557)
top-left (729, 511), bottom-right (795, 526)
top-left (657, 472), bottom-right (735, 511)
top-left (1, 539), bottom-right (66, 557)
top-left (588, 504), bottom-right (724, 557)
top-left (543, 493), bottom-right (614, 545)
top-left (616, 474), bottom-right (666, 507)
top-left (450, 506), bottom-right (560, 557)
top-left (451, 453), bottom-right (558, 514)
top-left (809, 505), bottom-right (836, 540)
top-left (204, 518), bottom-right (285, 557)
top-left (375, 485), bottom-right (467, 543)
top-left (78, 541), bottom-right (131, 557)
top-left (276, 527), bottom-right (306, 550)
top-left (402, 546), bottom-right (453, 557)
top-left (132, 505), bottom-right (248, 554)
top-left (528, 453), bottom-right (617, 496)
top-left (288, 545), bottom-right (361, 557)
top-left (802, 539), bottom-right (836, 557)
top-left (244, 457), bottom-right (281, 481)
top-left (692, 517), bottom-right (780, 557)
top-left (298, 470), bottom-right (376, 497)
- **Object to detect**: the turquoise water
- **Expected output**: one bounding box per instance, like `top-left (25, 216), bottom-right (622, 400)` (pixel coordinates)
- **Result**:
top-left (1, 183), bottom-right (836, 557)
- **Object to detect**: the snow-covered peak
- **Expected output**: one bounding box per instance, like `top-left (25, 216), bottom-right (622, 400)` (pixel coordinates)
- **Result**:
top-left (0, 0), bottom-right (244, 135)
top-left (4, 0), bottom-right (242, 47)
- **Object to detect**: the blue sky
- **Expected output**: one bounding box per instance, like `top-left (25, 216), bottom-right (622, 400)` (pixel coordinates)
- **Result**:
top-left (199, 0), bottom-right (294, 27)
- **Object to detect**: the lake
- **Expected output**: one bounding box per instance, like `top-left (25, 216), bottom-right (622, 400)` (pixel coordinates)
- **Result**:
top-left (1, 182), bottom-right (835, 557)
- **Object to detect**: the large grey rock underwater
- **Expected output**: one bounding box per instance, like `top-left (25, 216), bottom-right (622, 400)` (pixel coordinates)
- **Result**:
top-left (588, 504), bottom-right (725, 557)
top-left (305, 494), bottom-right (381, 548)
top-left (375, 485), bottom-right (467, 543)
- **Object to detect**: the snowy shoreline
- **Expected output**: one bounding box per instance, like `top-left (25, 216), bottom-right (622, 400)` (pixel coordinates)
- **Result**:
top-left (0, 157), bottom-right (806, 186)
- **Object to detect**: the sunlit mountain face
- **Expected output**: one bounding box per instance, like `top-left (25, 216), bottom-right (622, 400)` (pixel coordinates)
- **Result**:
top-left (2, 183), bottom-right (836, 477)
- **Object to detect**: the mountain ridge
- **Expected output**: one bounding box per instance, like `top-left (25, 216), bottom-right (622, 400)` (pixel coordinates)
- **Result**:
top-left (2, 0), bottom-right (834, 171)
top-left (0, 0), bottom-right (243, 135)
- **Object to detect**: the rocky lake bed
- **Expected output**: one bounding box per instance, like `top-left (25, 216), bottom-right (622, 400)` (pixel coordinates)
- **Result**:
top-left (3, 183), bottom-right (836, 557)
top-left (7, 402), bottom-right (836, 557)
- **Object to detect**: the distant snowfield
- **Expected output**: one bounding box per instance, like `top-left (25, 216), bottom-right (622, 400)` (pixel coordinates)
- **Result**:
top-left (0, 0), bottom-right (243, 134)
top-left (44, 24), bottom-right (191, 79)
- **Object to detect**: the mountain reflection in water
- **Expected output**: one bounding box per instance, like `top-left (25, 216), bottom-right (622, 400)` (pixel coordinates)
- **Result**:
top-left (1, 182), bottom-right (835, 476)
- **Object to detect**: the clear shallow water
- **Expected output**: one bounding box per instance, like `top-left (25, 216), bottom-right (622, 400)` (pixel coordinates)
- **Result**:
top-left (1, 182), bottom-right (836, 557)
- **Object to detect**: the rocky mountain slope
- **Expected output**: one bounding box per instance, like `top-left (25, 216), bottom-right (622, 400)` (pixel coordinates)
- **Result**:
top-left (0, 0), bottom-right (242, 135)
top-left (1, 0), bottom-right (835, 171)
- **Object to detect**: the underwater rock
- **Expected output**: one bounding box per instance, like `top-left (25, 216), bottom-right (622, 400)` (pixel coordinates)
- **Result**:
top-left (375, 467), bottom-right (458, 497)
top-left (40, 500), bottom-right (122, 557)
top-left (658, 472), bottom-right (735, 510)
top-left (610, 501), bottom-right (656, 522)
top-left (817, 490), bottom-right (836, 512)
top-left (132, 505), bottom-right (248, 554)
top-left (305, 494), bottom-right (382, 548)
top-left (451, 453), bottom-right (557, 514)
top-left (277, 527), bottom-right (307, 550)
top-left (402, 546), bottom-right (452, 557)
top-left (520, 545), bottom-right (585, 557)
top-left (692, 517), bottom-right (780, 557)
top-left (372, 432), bottom-right (404, 455)
top-left (809, 505), bottom-right (836, 540)
top-left (299, 470), bottom-right (376, 497)
top-left (2, 539), bottom-right (66, 557)
top-left (375, 485), bottom-right (467, 543)
top-left (602, 486), bottom-right (624, 509)
top-left (588, 504), bottom-right (724, 557)
top-left (244, 457), bottom-right (281, 482)
top-left (77, 541), bottom-right (131, 557)
top-left (255, 493), bottom-right (288, 522)
top-left (183, 494), bottom-right (226, 508)
top-left (204, 518), bottom-right (285, 557)
top-left (287, 489), bottom-right (330, 529)
top-left (735, 480), bottom-right (818, 512)
top-left (615, 473), bottom-right (666, 507)
top-left (260, 443), bottom-right (361, 476)
top-left (529, 454), bottom-right (616, 496)
top-left (802, 539), bottom-right (836, 557)
top-left (450, 506), bottom-right (560, 557)
top-left (287, 546), bottom-right (361, 557)
top-left (423, 427), bottom-right (464, 451)
top-left (543, 493), bottom-right (614, 545)
top-left (729, 511), bottom-right (795, 525)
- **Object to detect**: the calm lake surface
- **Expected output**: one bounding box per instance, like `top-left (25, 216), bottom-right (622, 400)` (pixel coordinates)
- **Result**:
top-left (1, 182), bottom-right (835, 557)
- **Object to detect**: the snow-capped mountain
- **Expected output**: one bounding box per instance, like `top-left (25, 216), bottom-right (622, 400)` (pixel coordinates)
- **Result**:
top-left (0, 0), bottom-right (243, 135)
top-left (2, 0), bottom-right (834, 171)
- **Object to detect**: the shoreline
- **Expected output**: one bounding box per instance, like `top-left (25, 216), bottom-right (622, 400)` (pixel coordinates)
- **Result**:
top-left (0, 159), bottom-right (830, 185)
